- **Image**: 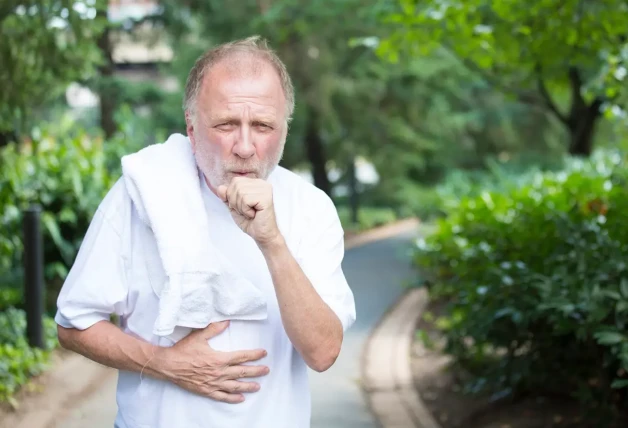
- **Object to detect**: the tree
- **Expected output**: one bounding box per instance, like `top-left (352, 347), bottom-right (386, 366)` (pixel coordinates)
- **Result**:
top-left (377, 0), bottom-right (628, 156)
top-left (153, 0), bottom-right (379, 195)
top-left (0, 0), bottom-right (106, 145)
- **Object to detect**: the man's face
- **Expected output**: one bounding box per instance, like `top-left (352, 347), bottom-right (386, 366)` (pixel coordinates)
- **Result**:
top-left (186, 58), bottom-right (288, 193)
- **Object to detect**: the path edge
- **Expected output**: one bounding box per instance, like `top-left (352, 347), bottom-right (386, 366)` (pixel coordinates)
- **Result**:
top-left (361, 287), bottom-right (443, 428)
top-left (344, 217), bottom-right (419, 250)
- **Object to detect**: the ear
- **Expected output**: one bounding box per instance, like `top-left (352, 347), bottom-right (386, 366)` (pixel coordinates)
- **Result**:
top-left (185, 111), bottom-right (197, 154)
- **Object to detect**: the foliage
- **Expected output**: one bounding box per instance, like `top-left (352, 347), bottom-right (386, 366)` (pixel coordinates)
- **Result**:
top-left (0, 116), bottom-right (138, 312)
top-left (0, 0), bottom-right (107, 135)
top-left (377, 0), bottom-right (628, 155)
top-left (337, 205), bottom-right (398, 233)
top-left (415, 149), bottom-right (628, 425)
top-left (0, 307), bottom-right (58, 405)
top-left (148, 0), bottom-right (569, 208)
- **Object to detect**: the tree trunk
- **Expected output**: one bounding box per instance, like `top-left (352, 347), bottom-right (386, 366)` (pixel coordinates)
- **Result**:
top-left (96, 8), bottom-right (117, 140)
top-left (567, 100), bottom-right (603, 157)
top-left (535, 67), bottom-right (603, 158)
top-left (0, 130), bottom-right (18, 148)
top-left (304, 112), bottom-right (331, 195)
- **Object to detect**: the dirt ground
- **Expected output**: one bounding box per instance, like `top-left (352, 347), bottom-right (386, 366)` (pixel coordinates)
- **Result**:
top-left (410, 300), bottom-right (588, 428)
top-left (0, 348), bottom-right (113, 428)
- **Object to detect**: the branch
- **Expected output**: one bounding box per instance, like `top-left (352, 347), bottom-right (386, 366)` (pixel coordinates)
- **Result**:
top-left (441, 45), bottom-right (542, 107)
top-left (535, 64), bottom-right (569, 125)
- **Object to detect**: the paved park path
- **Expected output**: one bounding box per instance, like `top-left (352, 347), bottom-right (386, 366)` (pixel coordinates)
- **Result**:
top-left (54, 227), bottom-right (420, 428)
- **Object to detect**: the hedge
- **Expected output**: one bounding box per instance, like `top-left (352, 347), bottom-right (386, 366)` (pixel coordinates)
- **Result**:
top-left (415, 150), bottom-right (628, 426)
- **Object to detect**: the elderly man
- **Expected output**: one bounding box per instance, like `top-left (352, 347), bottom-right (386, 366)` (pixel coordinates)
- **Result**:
top-left (55, 36), bottom-right (356, 428)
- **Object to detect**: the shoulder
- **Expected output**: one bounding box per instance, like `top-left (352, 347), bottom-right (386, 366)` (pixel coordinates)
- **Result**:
top-left (270, 166), bottom-right (341, 241)
top-left (270, 166), bottom-right (338, 219)
top-left (93, 177), bottom-right (133, 236)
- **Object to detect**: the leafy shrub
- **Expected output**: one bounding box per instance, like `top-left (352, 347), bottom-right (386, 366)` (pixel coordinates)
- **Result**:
top-left (435, 155), bottom-right (565, 213)
top-left (0, 307), bottom-right (58, 405)
top-left (0, 116), bottom-right (139, 312)
top-left (415, 150), bottom-right (628, 426)
top-left (0, 115), bottom-right (150, 405)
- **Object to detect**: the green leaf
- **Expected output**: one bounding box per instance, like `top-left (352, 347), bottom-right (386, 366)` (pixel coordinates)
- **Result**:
top-left (611, 379), bottom-right (628, 389)
top-left (602, 290), bottom-right (622, 300)
top-left (594, 331), bottom-right (626, 346)
top-left (620, 278), bottom-right (628, 298)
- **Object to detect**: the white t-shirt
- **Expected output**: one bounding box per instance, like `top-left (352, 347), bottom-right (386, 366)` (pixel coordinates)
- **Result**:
top-left (55, 165), bottom-right (356, 428)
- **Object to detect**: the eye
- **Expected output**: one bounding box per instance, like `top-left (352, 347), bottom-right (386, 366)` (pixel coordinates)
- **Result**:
top-left (255, 122), bottom-right (273, 130)
top-left (215, 122), bottom-right (235, 131)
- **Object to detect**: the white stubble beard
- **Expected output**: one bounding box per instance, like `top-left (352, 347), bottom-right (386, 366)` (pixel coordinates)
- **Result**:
top-left (194, 136), bottom-right (286, 191)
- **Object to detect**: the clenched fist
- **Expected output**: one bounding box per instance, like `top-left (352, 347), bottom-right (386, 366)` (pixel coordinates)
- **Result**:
top-left (217, 177), bottom-right (282, 247)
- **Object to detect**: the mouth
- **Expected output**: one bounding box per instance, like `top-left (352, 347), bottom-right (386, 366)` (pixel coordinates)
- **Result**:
top-left (231, 171), bottom-right (254, 177)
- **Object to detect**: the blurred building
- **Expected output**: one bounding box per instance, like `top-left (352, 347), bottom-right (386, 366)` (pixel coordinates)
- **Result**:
top-left (108, 0), bottom-right (173, 70)
top-left (66, 0), bottom-right (175, 109)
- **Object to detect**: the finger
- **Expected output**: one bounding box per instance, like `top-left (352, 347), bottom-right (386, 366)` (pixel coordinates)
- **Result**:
top-left (207, 390), bottom-right (245, 404)
top-left (224, 364), bottom-right (270, 380)
top-left (220, 380), bottom-right (261, 393)
top-left (217, 185), bottom-right (228, 202)
top-left (201, 320), bottom-right (230, 340)
top-left (225, 349), bottom-right (268, 365)
top-left (226, 179), bottom-right (240, 207)
top-left (240, 193), bottom-right (257, 219)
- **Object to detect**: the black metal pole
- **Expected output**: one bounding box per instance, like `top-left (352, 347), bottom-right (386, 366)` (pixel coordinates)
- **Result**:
top-left (23, 205), bottom-right (45, 349)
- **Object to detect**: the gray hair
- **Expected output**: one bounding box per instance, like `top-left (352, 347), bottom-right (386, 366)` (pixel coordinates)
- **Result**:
top-left (182, 35), bottom-right (295, 123)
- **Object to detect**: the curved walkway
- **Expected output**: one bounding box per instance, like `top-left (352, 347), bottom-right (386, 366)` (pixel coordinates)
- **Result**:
top-left (310, 226), bottom-right (420, 427)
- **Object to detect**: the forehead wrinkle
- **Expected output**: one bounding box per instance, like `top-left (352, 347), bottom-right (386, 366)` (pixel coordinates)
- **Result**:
top-left (206, 100), bottom-right (279, 122)
top-left (197, 53), bottom-right (285, 124)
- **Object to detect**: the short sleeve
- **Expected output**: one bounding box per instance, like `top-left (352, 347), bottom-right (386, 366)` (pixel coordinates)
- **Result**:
top-left (55, 179), bottom-right (131, 330)
top-left (297, 188), bottom-right (356, 332)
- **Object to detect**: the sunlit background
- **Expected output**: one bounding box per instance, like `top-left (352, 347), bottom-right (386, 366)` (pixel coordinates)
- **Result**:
top-left (1, 1), bottom-right (628, 427)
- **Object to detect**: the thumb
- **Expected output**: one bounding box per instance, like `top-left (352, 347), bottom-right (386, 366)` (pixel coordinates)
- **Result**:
top-left (217, 185), bottom-right (228, 202)
top-left (202, 320), bottom-right (230, 339)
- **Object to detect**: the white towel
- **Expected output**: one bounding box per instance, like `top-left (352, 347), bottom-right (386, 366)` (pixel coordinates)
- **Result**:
top-left (120, 133), bottom-right (267, 338)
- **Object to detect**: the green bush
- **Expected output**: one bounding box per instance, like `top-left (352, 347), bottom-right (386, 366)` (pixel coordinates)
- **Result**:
top-left (0, 307), bottom-right (58, 405)
top-left (415, 150), bottom-right (628, 426)
top-left (0, 117), bottom-right (138, 313)
top-left (0, 115), bottom-right (149, 405)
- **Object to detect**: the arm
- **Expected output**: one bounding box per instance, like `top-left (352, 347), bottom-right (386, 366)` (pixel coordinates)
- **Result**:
top-left (259, 236), bottom-right (343, 372)
top-left (55, 180), bottom-right (268, 403)
top-left (217, 177), bottom-right (356, 372)
top-left (58, 315), bottom-right (269, 403)
top-left (57, 320), bottom-right (167, 380)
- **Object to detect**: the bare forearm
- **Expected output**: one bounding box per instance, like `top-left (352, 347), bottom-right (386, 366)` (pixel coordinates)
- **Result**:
top-left (260, 236), bottom-right (343, 372)
top-left (57, 321), bottom-right (168, 380)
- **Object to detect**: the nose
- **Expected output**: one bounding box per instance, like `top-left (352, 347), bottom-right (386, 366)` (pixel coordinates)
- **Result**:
top-left (233, 127), bottom-right (256, 159)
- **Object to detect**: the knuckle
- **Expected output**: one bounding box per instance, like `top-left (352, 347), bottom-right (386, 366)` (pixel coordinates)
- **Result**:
top-left (212, 354), bottom-right (228, 366)
top-left (207, 368), bottom-right (221, 380)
